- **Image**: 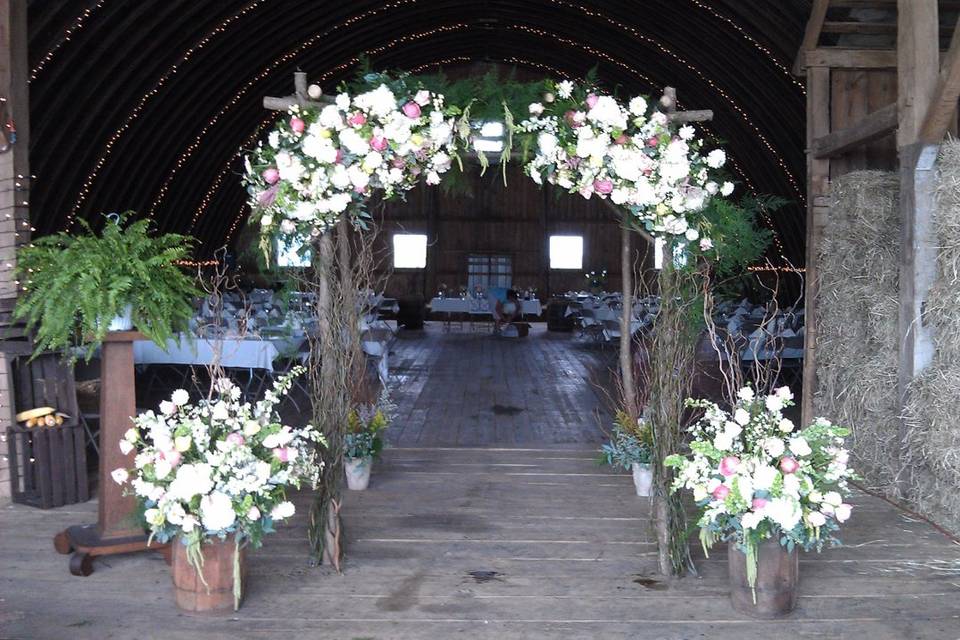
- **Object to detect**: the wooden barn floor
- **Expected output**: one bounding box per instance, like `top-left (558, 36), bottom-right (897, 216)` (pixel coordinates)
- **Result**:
top-left (2, 324), bottom-right (960, 639)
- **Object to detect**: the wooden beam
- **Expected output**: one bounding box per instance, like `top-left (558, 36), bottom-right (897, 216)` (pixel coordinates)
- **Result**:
top-left (919, 16), bottom-right (960, 144)
top-left (898, 0), bottom-right (940, 147)
top-left (811, 102), bottom-right (898, 158)
top-left (803, 48), bottom-right (898, 69)
top-left (794, 0), bottom-right (830, 76)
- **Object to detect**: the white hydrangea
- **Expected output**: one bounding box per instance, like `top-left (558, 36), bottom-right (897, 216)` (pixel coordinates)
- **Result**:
top-left (200, 491), bottom-right (237, 531)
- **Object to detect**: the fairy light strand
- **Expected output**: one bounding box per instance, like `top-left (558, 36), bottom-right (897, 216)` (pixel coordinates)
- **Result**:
top-left (29, 0), bottom-right (107, 82)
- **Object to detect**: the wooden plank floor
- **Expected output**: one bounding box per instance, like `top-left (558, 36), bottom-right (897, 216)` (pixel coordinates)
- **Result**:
top-left (2, 324), bottom-right (960, 638)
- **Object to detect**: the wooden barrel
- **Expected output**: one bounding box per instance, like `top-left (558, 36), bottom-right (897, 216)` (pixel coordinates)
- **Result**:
top-left (728, 539), bottom-right (798, 618)
top-left (171, 536), bottom-right (246, 612)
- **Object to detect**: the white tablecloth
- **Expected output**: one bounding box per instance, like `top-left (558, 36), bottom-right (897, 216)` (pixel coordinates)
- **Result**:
top-left (134, 335), bottom-right (303, 372)
top-left (430, 298), bottom-right (542, 316)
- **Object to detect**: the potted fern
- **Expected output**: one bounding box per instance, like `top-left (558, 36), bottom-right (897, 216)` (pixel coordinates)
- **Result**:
top-left (600, 411), bottom-right (654, 496)
top-left (13, 213), bottom-right (200, 360)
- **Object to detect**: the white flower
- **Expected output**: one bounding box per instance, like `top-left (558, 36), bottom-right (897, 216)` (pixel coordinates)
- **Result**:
top-left (778, 418), bottom-right (795, 433)
top-left (699, 237), bottom-right (713, 251)
top-left (705, 181), bottom-right (718, 195)
top-left (124, 427), bottom-right (139, 443)
top-left (280, 219), bottom-right (297, 235)
top-left (741, 511), bottom-right (764, 530)
top-left (159, 400), bottom-right (176, 416)
top-left (414, 89), bottom-right (431, 106)
top-left (354, 84), bottom-right (397, 118)
top-left (783, 473), bottom-right (801, 497)
top-left (737, 387), bottom-right (754, 402)
top-left (119, 439), bottom-right (135, 456)
top-left (763, 437), bottom-right (785, 458)
top-left (834, 503), bottom-right (852, 523)
top-left (200, 491), bottom-right (236, 532)
top-left (338, 128), bottom-right (369, 156)
top-left (318, 104), bottom-right (344, 129)
top-left (528, 102), bottom-right (544, 116)
top-left (556, 80), bottom-right (574, 99)
top-left (765, 496), bottom-right (802, 530)
top-left (271, 501), bottom-right (295, 521)
top-left (111, 468), bottom-right (129, 485)
top-left (168, 463), bottom-right (213, 501)
top-left (628, 95), bottom-right (648, 117)
top-left (302, 134), bottom-right (338, 163)
top-left (181, 515), bottom-right (198, 533)
top-left (165, 502), bottom-right (186, 525)
top-left (268, 131), bottom-right (280, 148)
top-left (684, 228), bottom-right (699, 242)
top-left (362, 151), bottom-right (383, 173)
top-left (678, 125), bottom-right (696, 140)
top-left (823, 491), bottom-right (843, 507)
top-left (720, 181), bottom-right (735, 197)
top-left (538, 132), bottom-right (558, 156)
top-left (724, 421), bottom-right (743, 439)
top-left (713, 431), bottom-right (733, 451)
top-left (174, 435), bottom-right (192, 452)
top-left (144, 508), bottom-right (164, 527)
top-left (260, 214), bottom-right (273, 228)
top-left (734, 408), bottom-right (751, 426)
top-left (171, 389), bottom-right (190, 407)
top-left (765, 395), bottom-right (784, 413)
top-left (808, 490), bottom-right (823, 504)
top-left (706, 149), bottom-right (726, 169)
top-left (753, 465), bottom-right (779, 491)
top-left (154, 457), bottom-right (172, 481)
top-left (426, 170), bottom-right (441, 185)
top-left (808, 511), bottom-right (827, 527)
top-left (335, 93), bottom-right (351, 110)
top-left (789, 437), bottom-right (812, 457)
top-left (587, 96), bottom-right (627, 129)
top-left (247, 506), bottom-right (261, 521)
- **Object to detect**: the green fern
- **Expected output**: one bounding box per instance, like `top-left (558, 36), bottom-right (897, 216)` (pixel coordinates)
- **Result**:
top-left (13, 212), bottom-right (201, 361)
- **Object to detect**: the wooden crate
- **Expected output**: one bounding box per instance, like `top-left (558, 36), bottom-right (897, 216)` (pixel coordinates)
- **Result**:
top-left (6, 423), bottom-right (89, 509)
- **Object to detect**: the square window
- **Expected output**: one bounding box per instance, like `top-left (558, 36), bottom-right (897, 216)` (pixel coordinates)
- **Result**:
top-left (393, 234), bottom-right (427, 269)
top-left (549, 235), bottom-right (583, 270)
top-left (276, 235), bottom-right (312, 268)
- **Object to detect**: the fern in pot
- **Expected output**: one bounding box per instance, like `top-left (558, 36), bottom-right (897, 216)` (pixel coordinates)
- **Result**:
top-left (343, 392), bottom-right (393, 491)
top-left (600, 411), bottom-right (654, 496)
top-left (13, 213), bottom-right (200, 360)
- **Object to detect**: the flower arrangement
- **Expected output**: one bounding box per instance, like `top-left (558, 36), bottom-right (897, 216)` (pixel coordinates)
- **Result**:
top-left (600, 410), bottom-right (652, 469)
top-left (517, 79), bottom-right (732, 248)
top-left (665, 386), bottom-right (856, 597)
top-left (344, 393), bottom-right (393, 460)
top-left (243, 81), bottom-right (458, 251)
top-left (584, 268), bottom-right (608, 291)
top-left (112, 367), bottom-right (324, 608)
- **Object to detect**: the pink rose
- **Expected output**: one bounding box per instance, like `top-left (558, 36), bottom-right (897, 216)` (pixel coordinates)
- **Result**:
top-left (719, 456), bottom-right (740, 477)
top-left (712, 484), bottom-right (731, 500)
top-left (262, 167), bottom-right (280, 184)
top-left (593, 179), bottom-right (614, 195)
top-left (751, 497), bottom-right (768, 511)
top-left (614, 133), bottom-right (629, 145)
top-left (834, 503), bottom-right (852, 523)
top-left (586, 93), bottom-right (599, 109)
top-left (335, 148), bottom-right (343, 164)
top-left (370, 136), bottom-right (388, 151)
top-left (354, 185), bottom-right (367, 194)
top-left (779, 456), bottom-right (799, 474)
top-left (289, 117), bottom-right (305, 134)
top-left (391, 156), bottom-right (406, 169)
top-left (646, 137), bottom-right (660, 148)
top-left (226, 432), bottom-right (245, 446)
top-left (348, 112), bottom-right (367, 127)
top-left (564, 110), bottom-right (581, 128)
top-left (274, 447), bottom-right (291, 463)
top-left (258, 184), bottom-right (279, 208)
top-left (161, 449), bottom-right (181, 467)
top-left (402, 101), bottom-right (422, 119)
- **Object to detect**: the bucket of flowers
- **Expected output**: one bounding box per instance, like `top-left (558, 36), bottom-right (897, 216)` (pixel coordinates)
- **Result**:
top-left (112, 367), bottom-right (324, 612)
top-left (343, 392), bottom-right (393, 491)
top-left (665, 386), bottom-right (856, 618)
top-left (599, 411), bottom-right (654, 496)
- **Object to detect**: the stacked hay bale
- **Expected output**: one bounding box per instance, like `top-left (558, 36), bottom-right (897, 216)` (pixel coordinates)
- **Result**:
top-left (814, 171), bottom-right (902, 497)
top-left (902, 141), bottom-right (960, 533)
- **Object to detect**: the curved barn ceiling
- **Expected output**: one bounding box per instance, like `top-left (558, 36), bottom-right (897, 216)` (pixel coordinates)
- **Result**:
top-left (26, 0), bottom-right (810, 265)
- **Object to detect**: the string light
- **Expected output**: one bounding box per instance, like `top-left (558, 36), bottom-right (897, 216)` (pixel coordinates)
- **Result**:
top-left (29, 1), bottom-right (107, 82)
top-left (174, 259), bottom-right (219, 267)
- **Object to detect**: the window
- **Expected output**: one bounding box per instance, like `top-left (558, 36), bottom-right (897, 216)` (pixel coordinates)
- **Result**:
top-left (549, 235), bottom-right (583, 269)
top-left (276, 235), bottom-right (312, 268)
top-left (393, 234), bottom-right (427, 269)
top-left (467, 254), bottom-right (512, 289)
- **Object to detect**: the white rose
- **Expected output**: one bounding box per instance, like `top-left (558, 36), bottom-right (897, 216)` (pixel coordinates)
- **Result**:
top-left (181, 515), bottom-right (198, 533)
top-left (171, 389), bottom-right (190, 406)
top-left (789, 437), bottom-right (812, 457)
top-left (699, 237), bottom-right (713, 251)
top-left (808, 490), bottom-right (823, 504)
top-left (119, 439), bottom-right (135, 456)
top-left (734, 408), bottom-right (751, 426)
top-left (763, 437), bottom-right (785, 458)
top-left (318, 104), bottom-right (343, 129)
top-left (776, 386), bottom-right (794, 401)
top-left (280, 219), bottom-right (297, 235)
top-left (684, 228), bottom-right (699, 242)
top-left (414, 89), bottom-right (431, 106)
top-left (159, 400), bottom-right (176, 416)
top-left (753, 465), bottom-right (778, 491)
top-left (765, 496), bottom-right (802, 530)
top-left (243, 421), bottom-right (261, 437)
top-left (720, 181), bottom-right (735, 197)
top-left (713, 431), bottom-right (733, 451)
top-left (706, 149), bottom-right (726, 169)
top-left (628, 95), bottom-right (648, 116)
top-left (808, 511), bottom-right (827, 527)
top-left (783, 473), bottom-right (801, 497)
top-left (741, 511), bottom-right (764, 530)
top-left (538, 132), bottom-right (558, 156)
top-left (678, 125), bottom-right (695, 140)
top-left (765, 395), bottom-right (784, 413)
top-left (823, 491), bottom-right (843, 507)
top-left (705, 181), bottom-right (719, 195)
top-left (778, 418), bottom-right (795, 433)
top-left (174, 435), bottom-right (192, 452)
top-left (200, 491), bottom-right (236, 532)
top-left (268, 131), bottom-right (280, 148)
top-left (154, 457), bottom-right (172, 481)
top-left (260, 214), bottom-right (273, 228)
top-left (335, 93), bottom-right (351, 110)
top-left (834, 503), bottom-right (853, 523)
top-left (528, 102), bottom-right (544, 116)
top-left (737, 387), bottom-right (754, 402)
top-left (111, 468), bottom-right (129, 485)
top-left (124, 428), bottom-right (139, 443)
top-left (247, 506), bottom-right (261, 521)
top-left (144, 508), bottom-right (164, 527)
top-left (271, 501), bottom-right (296, 521)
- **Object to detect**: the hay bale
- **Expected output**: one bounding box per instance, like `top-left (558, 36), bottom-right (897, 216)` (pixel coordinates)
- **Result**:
top-left (814, 170), bottom-right (901, 496)
top-left (902, 140), bottom-right (960, 534)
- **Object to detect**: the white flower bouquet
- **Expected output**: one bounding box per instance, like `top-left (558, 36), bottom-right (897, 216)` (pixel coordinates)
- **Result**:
top-left (113, 366), bottom-right (324, 603)
top-left (517, 79), bottom-right (732, 249)
top-left (243, 78), bottom-right (457, 246)
top-left (665, 386), bottom-right (856, 594)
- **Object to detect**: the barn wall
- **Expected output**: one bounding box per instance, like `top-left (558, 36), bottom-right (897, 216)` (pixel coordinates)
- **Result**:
top-left (372, 162), bottom-right (653, 302)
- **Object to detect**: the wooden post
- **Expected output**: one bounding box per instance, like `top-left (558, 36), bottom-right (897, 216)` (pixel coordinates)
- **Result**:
top-left (619, 219), bottom-right (636, 419)
top-left (896, 0), bottom-right (941, 491)
top-left (801, 65), bottom-right (831, 427)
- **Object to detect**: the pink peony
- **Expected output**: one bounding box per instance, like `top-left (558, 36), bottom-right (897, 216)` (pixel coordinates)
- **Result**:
top-left (274, 447), bottom-right (292, 462)
top-left (614, 133), bottom-right (629, 145)
top-left (348, 112), bottom-right (367, 127)
top-left (751, 497), bottom-right (768, 511)
top-left (226, 432), bottom-right (245, 446)
top-left (258, 184), bottom-right (279, 208)
top-left (370, 135), bottom-right (388, 151)
top-left (289, 117), bottom-right (305, 134)
top-left (402, 101), bottom-right (422, 119)
top-left (779, 456), bottom-right (800, 474)
top-left (161, 449), bottom-right (181, 468)
top-left (719, 456), bottom-right (741, 477)
top-left (646, 137), bottom-right (660, 148)
top-left (586, 93), bottom-right (599, 109)
top-left (391, 156), bottom-right (406, 169)
top-left (593, 179), bottom-right (614, 195)
top-left (712, 484), bottom-right (731, 500)
top-left (262, 167), bottom-right (280, 184)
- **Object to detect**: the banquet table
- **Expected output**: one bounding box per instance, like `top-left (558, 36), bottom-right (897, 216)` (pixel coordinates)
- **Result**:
top-left (133, 334), bottom-right (305, 373)
top-left (430, 297), bottom-right (542, 316)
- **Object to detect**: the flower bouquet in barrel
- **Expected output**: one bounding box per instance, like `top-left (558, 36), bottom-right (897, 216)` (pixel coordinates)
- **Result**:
top-left (665, 386), bottom-right (856, 615)
top-left (112, 367), bottom-right (324, 611)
